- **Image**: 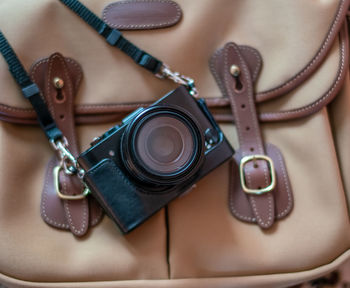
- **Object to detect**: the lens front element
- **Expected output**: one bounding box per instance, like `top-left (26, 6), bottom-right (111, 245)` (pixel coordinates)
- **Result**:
top-left (121, 106), bottom-right (204, 185)
top-left (136, 116), bottom-right (194, 174)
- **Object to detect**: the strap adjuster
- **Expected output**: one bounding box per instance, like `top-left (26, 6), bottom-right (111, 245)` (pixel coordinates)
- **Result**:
top-left (106, 29), bottom-right (122, 46)
top-left (239, 154), bottom-right (276, 195)
top-left (137, 53), bottom-right (162, 74)
top-left (21, 83), bottom-right (40, 99)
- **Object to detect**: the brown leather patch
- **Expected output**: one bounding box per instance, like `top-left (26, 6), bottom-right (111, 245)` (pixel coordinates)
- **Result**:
top-left (102, 0), bottom-right (182, 30)
top-left (230, 144), bottom-right (293, 225)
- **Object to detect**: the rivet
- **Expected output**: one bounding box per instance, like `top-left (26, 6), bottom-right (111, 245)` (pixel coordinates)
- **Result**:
top-left (230, 65), bottom-right (240, 77)
top-left (53, 77), bottom-right (64, 89)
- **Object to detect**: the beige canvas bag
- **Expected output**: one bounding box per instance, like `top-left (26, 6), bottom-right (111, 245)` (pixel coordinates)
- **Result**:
top-left (0, 0), bottom-right (350, 287)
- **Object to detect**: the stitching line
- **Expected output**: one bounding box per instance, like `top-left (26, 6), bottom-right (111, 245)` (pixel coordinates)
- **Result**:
top-left (229, 157), bottom-right (256, 222)
top-left (261, 34), bottom-right (346, 119)
top-left (224, 44), bottom-right (273, 227)
top-left (41, 159), bottom-right (69, 229)
top-left (54, 54), bottom-right (88, 235)
top-left (257, 0), bottom-right (346, 98)
top-left (33, 59), bottom-right (70, 229)
top-left (102, 0), bottom-right (182, 29)
top-left (271, 144), bottom-right (293, 218)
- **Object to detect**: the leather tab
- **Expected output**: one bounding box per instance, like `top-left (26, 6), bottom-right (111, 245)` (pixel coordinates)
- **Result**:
top-left (210, 43), bottom-right (293, 228)
top-left (102, 0), bottom-right (182, 30)
top-left (30, 53), bottom-right (103, 236)
top-left (230, 144), bottom-right (293, 224)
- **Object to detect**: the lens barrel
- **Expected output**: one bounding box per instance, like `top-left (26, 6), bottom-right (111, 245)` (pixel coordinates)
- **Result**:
top-left (121, 106), bottom-right (204, 185)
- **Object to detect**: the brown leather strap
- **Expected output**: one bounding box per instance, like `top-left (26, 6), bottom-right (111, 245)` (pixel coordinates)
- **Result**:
top-left (211, 44), bottom-right (293, 227)
top-left (31, 53), bottom-right (103, 236)
top-left (46, 53), bottom-right (90, 236)
top-left (223, 43), bottom-right (275, 228)
top-left (211, 43), bottom-right (295, 229)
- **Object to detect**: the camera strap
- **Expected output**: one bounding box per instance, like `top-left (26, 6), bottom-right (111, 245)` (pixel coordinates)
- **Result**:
top-left (0, 0), bottom-right (198, 182)
top-left (0, 32), bottom-right (63, 142)
top-left (0, 31), bottom-right (85, 183)
top-left (58, 0), bottom-right (162, 74)
top-left (58, 0), bottom-right (198, 96)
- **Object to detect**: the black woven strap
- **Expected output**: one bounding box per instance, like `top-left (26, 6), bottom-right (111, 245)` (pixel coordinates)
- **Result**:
top-left (58, 0), bottom-right (163, 74)
top-left (0, 31), bottom-right (62, 141)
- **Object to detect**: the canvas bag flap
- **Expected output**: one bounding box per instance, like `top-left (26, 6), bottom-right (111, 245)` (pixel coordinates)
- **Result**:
top-left (0, 0), bottom-right (348, 123)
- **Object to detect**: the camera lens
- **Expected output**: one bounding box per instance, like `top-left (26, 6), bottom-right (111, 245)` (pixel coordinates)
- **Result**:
top-left (121, 106), bottom-right (204, 185)
top-left (135, 116), bottom-right (194, 174)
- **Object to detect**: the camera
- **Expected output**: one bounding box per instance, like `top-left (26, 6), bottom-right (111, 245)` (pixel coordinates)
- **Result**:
top-left (78, 85), bottom-right (234, 233)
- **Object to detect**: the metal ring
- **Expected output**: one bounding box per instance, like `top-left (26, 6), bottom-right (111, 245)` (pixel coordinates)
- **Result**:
top-left (53, 165), bottom-right (90, 200)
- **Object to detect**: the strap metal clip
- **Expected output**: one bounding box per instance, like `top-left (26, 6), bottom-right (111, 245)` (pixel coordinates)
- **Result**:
top-left (156, 64), bottom-right (199, 97)
top-left (50, 137), bottom-right (85, 179)
top-left (50, 137), bottom-right (89, 200)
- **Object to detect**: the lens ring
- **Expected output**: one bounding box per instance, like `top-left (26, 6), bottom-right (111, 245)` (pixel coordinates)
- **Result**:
top-left (135, 115), bottom-right (194, 175)
top-left (121, 106), bottom-right (204, 185)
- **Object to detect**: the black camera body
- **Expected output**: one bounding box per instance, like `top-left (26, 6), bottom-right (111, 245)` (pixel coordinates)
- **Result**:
top-left (78, 86), bottom-right (234, 233)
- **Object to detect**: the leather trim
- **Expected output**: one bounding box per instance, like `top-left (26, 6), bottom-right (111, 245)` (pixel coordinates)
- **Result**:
top-left (255, 0), bottom-right (349, 102)
top-left (102, 0), bottom-right (182, 30)
top-left (259, 20), bottom-right (349, 122)
top-left (230, 144), bottom-right (293, 224)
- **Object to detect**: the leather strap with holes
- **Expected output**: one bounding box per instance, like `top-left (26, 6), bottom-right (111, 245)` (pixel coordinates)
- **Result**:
top-left (34, 53), bottom-right (104, 236)
top-left (222, 43), bottom-right (275, 228)
top-left (211, 42), bottom-right (293, 229)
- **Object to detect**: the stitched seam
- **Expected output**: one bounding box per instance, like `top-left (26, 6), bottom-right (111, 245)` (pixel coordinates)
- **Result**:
top-left (46, 57), bottom-right (56, 118)
top-left (210, 46), bottom-right (261, 101)
top-left (223, 45), bottom-right (244, 153)
top-left (33, 59), bottom-right (71, 229)
top-left (103, 0), bottom-right (182, 29)
top-left (12, 30), bottom-right (345, 121)
top-left (250, 193), bottom-right (273, 227)
top-left (65, 58), bottom-right (83, 91)
top-left (32, 57), bottom-right (91, 231)
top-left (64, 197), bottom-right (88, 235)
top-left (41, 159), bottom-right (69, 229)
top-left (271, 144), bottom-right (293, 218)
top-left (0, 105), bottom-right (33, 112)
top-left (54, 54), bottom-right (88, 235)
top-left (228, 45), bottom-right (270, 194)
top-left (227, 44), bottom-right (264, 154)
top-left (209, 48), bottom-right (227, 98)
top-left (79, 103), bottom-right (147, 109)
top-left (90, 207), bottom-right (103, 226)
top-left (261, 35), bottom-right (346, 119)
top-left (224, 44), bottom-right (272, 227)
top-left (257, 0), bottom-right (346, 97)
top-left (239, 46), bottom-right (262, 81)
top-left (229, 157), bottom-right (256, 222)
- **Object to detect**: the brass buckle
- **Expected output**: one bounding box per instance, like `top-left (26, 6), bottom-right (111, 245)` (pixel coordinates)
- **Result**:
top-left (239, 155), bottom-right (276, 195)
top-left (53, 165), bottom-right (90, 200)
